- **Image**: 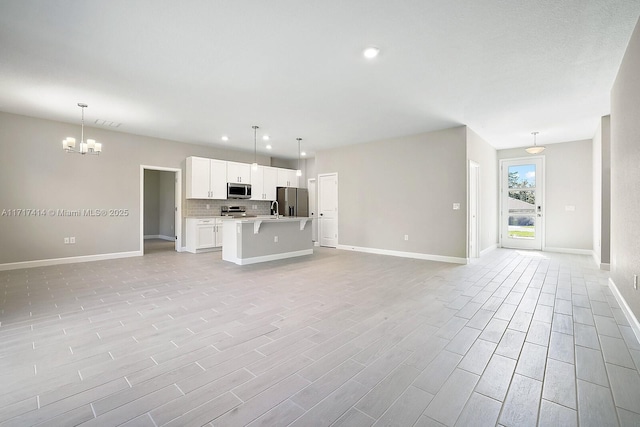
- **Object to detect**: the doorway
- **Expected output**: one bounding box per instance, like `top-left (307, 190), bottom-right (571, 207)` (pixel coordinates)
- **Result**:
top-left (500, 157), bottom-right (544, 250)
top-left (469, 161), bottom-right (480, 258)
top-left (140, 166), bottom-right (182, 254)
top-left (318, 173), bottom-right (338, 248)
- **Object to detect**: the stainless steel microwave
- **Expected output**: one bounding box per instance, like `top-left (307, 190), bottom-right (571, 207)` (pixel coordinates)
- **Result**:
top-left (227, 182), bottom-right (252, 199)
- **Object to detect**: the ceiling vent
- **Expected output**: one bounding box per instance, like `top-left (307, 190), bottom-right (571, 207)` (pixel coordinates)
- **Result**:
top-left (94, 119), bottom-right (122, 128)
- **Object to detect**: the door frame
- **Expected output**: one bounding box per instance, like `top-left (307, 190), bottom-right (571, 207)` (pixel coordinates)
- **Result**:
top-left (307, 177), bottom-right (318, 244)
top-left (468, 161), bottom-right (480, 258)
top-left (140, 165), bottom-right (182, 253)
top-left (499, 156), bottom-right (545, 250)
top-left (318, 172), bottom-right (338, 248)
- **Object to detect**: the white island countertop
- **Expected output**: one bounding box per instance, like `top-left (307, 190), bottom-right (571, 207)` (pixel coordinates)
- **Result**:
top-left (221, 216), bottom-right (313, 265)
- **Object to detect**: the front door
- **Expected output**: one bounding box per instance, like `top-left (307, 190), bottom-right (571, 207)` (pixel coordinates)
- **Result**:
top-left (318, 173), bottom-right (338, 248)
top-left (501, 157), bottom-right (544, 250)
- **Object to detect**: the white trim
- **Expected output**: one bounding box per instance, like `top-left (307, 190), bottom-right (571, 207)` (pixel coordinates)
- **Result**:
top-left (144, 235), bottom-right (175, 241)
top-left (228, 249), bottom-right (313, 265)
top-left (480, 244), bottom-right (498, 256)
top-left (0, 251), bottom-right (142, 271)
top-left (543, 247), bottom-right (593, 256)
top-left (140, 165), bottom-right (182, 254)
top-left (337, 245), bottom-right (467, 264)
top-left (608, 277), bottom-right (640, 344)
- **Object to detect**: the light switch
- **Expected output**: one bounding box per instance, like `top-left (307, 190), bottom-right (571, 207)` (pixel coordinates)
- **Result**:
top-left (565, 205), bottom-right (575, 211)
top-left (453, 203), bottom-right (461, 210)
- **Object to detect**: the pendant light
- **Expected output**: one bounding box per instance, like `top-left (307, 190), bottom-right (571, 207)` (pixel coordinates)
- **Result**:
top-left (251, 125), bottom-right (259, 171)
top-left (525, 131), bottom-right (545, 154)
top-left (296, 138), bottom-right (302, 177)
top-left (62, 103), bottom-right (102, 155)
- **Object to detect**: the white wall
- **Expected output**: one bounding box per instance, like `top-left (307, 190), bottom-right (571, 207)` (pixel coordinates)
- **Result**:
top-left (610, 17), bottom-right (640, 324)
top-left (592, 116), bottom-right (611, 268)
top-left (498, 139), bottom-right (593, 252)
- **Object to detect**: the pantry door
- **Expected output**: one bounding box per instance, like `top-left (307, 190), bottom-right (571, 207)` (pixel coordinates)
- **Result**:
top-left (500, 158), bottom-right (544, 250)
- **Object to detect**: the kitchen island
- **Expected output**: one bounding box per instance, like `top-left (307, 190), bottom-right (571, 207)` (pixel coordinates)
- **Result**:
top-left (221, 217), bottom-right (313, 265)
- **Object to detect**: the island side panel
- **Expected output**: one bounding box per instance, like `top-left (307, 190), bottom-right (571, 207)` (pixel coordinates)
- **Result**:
top-left (239, 221), bottom-right (312, 259)
top-left (221, 220), bottom-right (240, 263)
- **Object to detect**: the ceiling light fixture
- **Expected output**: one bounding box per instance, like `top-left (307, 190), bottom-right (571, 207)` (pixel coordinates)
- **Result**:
top-left (252, 125), bottom-right (259, 171)
top-left (363, 46), bottom-right (380, 59)
top-left (262, 135), bottom-right (270, 141)
top-left (525, 131), bottom-right (545, 154)
top-left (62, 103), bottom-right (102, 155)
top-left (296, 138), bottom-right (302, 177)
top-left (221, 135), bottom-right (229, 142)
top-left (266, 144), bottom-right (272, 150)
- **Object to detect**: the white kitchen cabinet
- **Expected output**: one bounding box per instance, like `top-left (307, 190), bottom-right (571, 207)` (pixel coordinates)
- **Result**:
top-left (186, 218), bottom-right (223, 253)
top-left (186, 157), bottom-right (227, 199)
top-left (277, 168), bottom-right (299, 188)
top-left (227, 161), bottom-right (251, 184)
top-left (251, 166), bottom-right (278, 200)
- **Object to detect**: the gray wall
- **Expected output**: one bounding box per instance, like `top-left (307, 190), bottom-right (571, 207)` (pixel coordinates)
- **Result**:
top-left (159, 171), bottom-right (175, 238)
top-left (498, 139), bottom-right (593, 251)
top-left (611, 18), bottom-right (640, 322)
top-left (0, 111), bottom-right (271, 264)
top-left (593, 116), bottom-right (611, 267)
top-left (466, 128), bottom-right (499, 253)
top-left (143, 170), bottom-right (161, 236)
top-left (315, 126), bottom-right (468, 259)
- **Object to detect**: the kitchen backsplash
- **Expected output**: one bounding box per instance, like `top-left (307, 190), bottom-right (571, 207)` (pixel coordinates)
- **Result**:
top-left (185, 199), bottom-right (272, 217)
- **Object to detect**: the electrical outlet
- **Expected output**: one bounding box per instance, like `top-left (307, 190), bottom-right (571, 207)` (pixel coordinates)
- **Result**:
top-left (206, 204), bottom-right (210, 209)
top-left (252, 205), bottom-right (257, 210)
top-left (70, 237), bottom-right (75, 244)
top-left (64, 237), bottom-right (69, 244)
top-left (404, 235), bottom-right (409, 241)
top-left (274, 236), bottom-right (278, 243)
top-left (634, 274), bottom-right (638, 290)
top-left (453, 203), bottom-right (461, 210)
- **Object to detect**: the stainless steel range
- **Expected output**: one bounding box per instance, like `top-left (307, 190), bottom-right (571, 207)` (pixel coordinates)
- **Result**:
top-left (220, 206), bottom-right (256, 218)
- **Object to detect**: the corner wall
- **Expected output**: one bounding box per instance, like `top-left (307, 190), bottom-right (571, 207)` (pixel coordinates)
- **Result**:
top-left (315, 126), bottom-right (468, 260)
top-left (610, 17), bottom-right (640, 327)
top-left (466, 127), bottom-right (498, 254)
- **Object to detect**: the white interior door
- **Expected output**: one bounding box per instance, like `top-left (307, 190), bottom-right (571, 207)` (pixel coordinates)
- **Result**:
top-left (318, 173), bottom-right (338, 248)
top-left (501, 157), bottom-right (544, 250)
top-left (308, 178), bottom-right (317, 242)
top-left (469, 161), bottom-right (480, 258)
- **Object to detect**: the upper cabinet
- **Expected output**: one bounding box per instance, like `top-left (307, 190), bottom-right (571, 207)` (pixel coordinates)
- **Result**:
top-left (186, 157), bottom-right (227, 199)
top-left (277, 168), bottom-right (299, 188)
top-left (251, 166), bottom-right (278, 200)
top-left (227, 161), bottom-right (251, 184)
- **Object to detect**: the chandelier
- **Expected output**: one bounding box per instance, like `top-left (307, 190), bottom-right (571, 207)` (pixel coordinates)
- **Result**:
top-left (62, 103), bottom-right (102, 155)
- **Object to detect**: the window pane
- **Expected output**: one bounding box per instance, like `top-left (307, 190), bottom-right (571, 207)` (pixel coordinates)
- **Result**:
top-left (508, 164), bottom-right (536, 189)
top-left (508, 190), bottom-right (535, 213)
top-left (508, 215), bottom-right (535, 239)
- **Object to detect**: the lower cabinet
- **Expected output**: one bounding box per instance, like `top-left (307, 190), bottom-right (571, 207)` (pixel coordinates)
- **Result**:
top-left (186, 218), bottom-right (223, 253)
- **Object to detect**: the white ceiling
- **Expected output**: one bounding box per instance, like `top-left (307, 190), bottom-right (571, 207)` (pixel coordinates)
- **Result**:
top-left (1, 1), bottom-right (639, 159)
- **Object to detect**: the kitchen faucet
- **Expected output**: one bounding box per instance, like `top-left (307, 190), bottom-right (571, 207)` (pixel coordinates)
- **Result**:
top-left (271, 200), bottom-right (279, 219)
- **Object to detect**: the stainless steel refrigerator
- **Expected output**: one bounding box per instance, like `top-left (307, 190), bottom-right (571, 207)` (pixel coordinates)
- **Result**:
top-left (277, 187), bottom-right (308, 217)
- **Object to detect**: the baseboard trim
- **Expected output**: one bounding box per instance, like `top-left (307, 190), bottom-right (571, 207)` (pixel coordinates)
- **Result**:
top-left (480, 244), bottom-right (498, 256)
top-left (229, 249), bottom-right (314, 266)
top-left (337, 245), bottom-right (467, 265)
top-left (608, 277), bottom-right (640, 344)
top-left (0, 251), bottom-right (143, 271)
top-left (600, 263), bottom-right (611, 271)
top-left (543, 247), bottom-right (593, 256)
top-left (144, 235), bottom-right (175, 241)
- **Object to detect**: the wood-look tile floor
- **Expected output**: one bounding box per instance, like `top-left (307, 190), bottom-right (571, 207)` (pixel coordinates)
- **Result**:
top-left (1, 243), bottom-right (639, 426)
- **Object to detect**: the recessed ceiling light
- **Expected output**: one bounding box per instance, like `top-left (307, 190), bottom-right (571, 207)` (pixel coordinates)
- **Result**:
top-left (221, 135), bottom-right (229, 141)
top-left (301, 151), bottom-right (306, 156)
top-left (263, 135), bottom-right (270, 141)
top-left (363, 46), bottom-right (380, 59)
top-left (266, 144), bottom-right (272, 150)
